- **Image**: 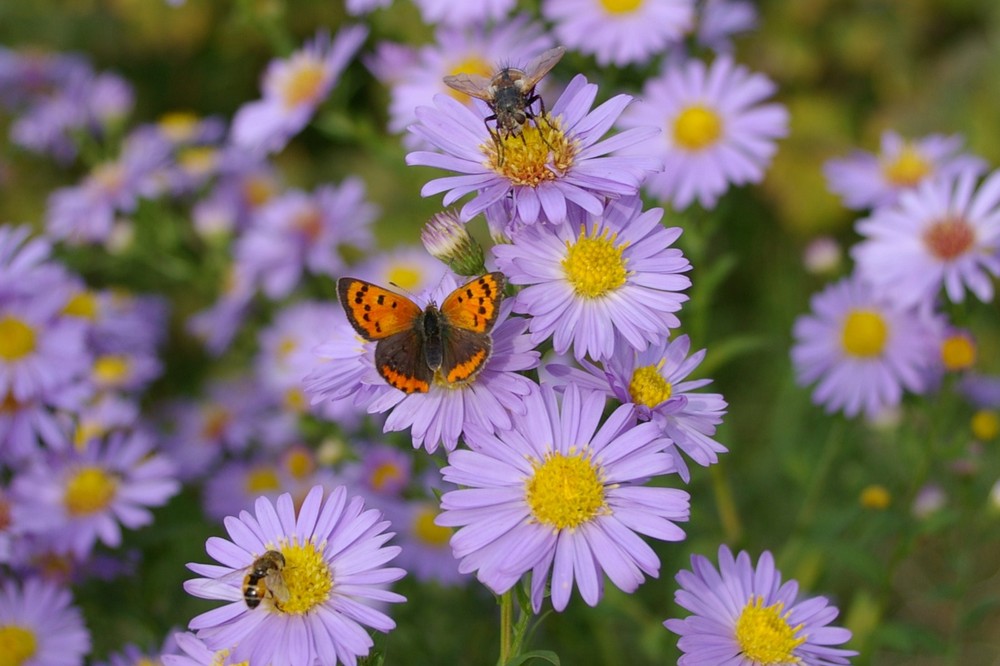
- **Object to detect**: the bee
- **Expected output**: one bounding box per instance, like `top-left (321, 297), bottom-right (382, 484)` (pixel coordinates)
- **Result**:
top-left (242, 550), bottom-right (290, 610)
top-left (443, 46), bottom-right (566, 159)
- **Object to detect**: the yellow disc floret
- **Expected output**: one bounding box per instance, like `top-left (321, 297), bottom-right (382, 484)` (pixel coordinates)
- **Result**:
top-left (386, 264), bottom-right (422, 291)
top-left (940, 333), bottom-right (976, 371)
top-left (734, 595), bottom-right (806, 664)
top-left (445, 56), bottom-right (493, 102)
top-left (93, 355), bottom-right (131, 386)
top-left (63, 291), bottom-right (99, 320)
top-left (859, 484), bottom-right (891, 510)
top-left (0, 317), bottom-right (36, 361)
top-left (64, 466), bottom-right (118, 516)
top-left (562, 225), bottom-right (629, 298)
top-left (525, 449), bottom-right (607, 531)
top-left (600, 0), bottom-right (643, 13)
top-left (0, 625), bottom-right (38, 666)
top-left (413, 505), bottom-right (453, 547)
top-left (923, 216), bottom-right (974, 261)
top-left (245, 467), bottom-right (281, 494)
top-left (673, 105), bottom-right (723, 151)
top-left (487, 114), bottom-right (576, 187)
top-left (280, 59), bottom-right (325, 108)
top-left (276, 540), bottom-right (333, 615)
top-left (882, 144), bottom-right (931, 187)
top-left (841, 310), bottom-right (888, 358)
top-left (629, 361), bottom-right (672, 408)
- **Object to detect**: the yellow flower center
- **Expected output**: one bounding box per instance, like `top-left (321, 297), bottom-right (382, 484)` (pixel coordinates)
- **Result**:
top-left (201, 405), bottom-right (231, 441)
top-left (882, 144), bottom-right (931, 187)
top-left (242, 174), bottom-right (276, 208)
top-left (486, 115), bottom-right (576, 187)
top-left (923, 216), bottom-right (975, 261)
top-left (0, 316), bottom-right (35, 361)
top-left (178, 146), bottom-right (218, 176)
top-left (63, 291), bottom-right (99, 320)
top-left (673, 105), bottom-right (723, 151)
top-left (445, 56), bottom-right (493, 102)
top-left (734, 596), bottom-right (806, 664)
top-left (73, 420), bottom-right (105, 451)
top-left (274, 540), bottom-right (333, 615)
top-left (525, 449), bottom-right (607, 530)
top-left (386, 265), bottom-right (423, 291)
top-left (280, 58), bottom-right (326, 108)
top-left (370, 462), bottom-right (404, 493)
top-left (277, 336), bottom-right (298, 360)
top-left (64, 466), bottom-right (118, 516)
top-left (0, 625), bottom-right (38, 666)
top-left (600, 0), bottom-right (643, 13)
top-left (413, 504), bottom-right (452, 547)
top-left (283, 387), bottom-right (307, 413)
top-left (93, 354), bottom-right (131, 385)
top-left (245, 467), bottom-right (281, 494)
top-left (135, 658), bottom-right (160, 666)
top-left (562, 224), bottom-right (629, 298)
top-left (283, 448), bottom-right (315, 479)
top-left (940, 334), bottom-right (976, 371)
top-left (859, 484), bottom-right (891, 510)
top-left (0, 317), bottom-right (36, 361)
top-left (92, 162), bottom-right (125, 195)
top-left (629, 361), bottom-right (672, 408)
top-left (293, 207), bottom-right (324, 242)
top-left (158, 110), bottom-right (201, 142)
top-left (971, 410), bottom-right (999, 441)
top-left (841, 310), bottom-right (887, 358)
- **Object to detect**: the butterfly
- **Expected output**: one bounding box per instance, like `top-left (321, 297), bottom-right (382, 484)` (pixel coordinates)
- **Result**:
top-left (337, 272), bottom-right (506, 394)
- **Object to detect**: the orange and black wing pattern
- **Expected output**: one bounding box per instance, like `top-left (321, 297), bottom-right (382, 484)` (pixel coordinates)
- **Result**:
top-left (374, 327), bottom-right (433, 394)
top-left (337, 278), bottom-right (422, 341)
top-left (439, 325), bottom-right (492, 385)
top-left (439, 272), bottom-right (505, 334)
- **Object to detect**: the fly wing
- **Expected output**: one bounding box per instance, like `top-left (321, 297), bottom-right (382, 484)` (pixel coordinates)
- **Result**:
top-left (375, 329), bottom-right (434, 394)
top-left (442, 73), bottom-right (494, 101)
top-left (522, 46), bottom-right (566, 88)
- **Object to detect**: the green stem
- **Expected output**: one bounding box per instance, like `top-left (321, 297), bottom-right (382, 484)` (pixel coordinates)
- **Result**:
top-left (498, 590), bottom-right (513, 666)
top-left (710, 462), bottom-right (742, 543)
top-left (794, 419), bottom-right (844, 531)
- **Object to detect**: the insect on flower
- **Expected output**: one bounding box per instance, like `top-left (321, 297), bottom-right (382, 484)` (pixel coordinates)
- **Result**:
top-left (443, 46), bottom-right (565, 162)
top-left (241, 549), bottom-right (290, 609)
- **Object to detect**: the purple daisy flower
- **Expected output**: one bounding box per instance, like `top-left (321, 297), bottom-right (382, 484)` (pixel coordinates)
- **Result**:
top-left (617, 55), bottom-right (788, 210)
top-left (494, 196), bottom-right (691, 361)
top-left (387, 495), bottom-right (468, 587)
top-left (236, 179), bottom-right (377, 299)
top-left (824, 131), bottom-right (987, 211)
top-left (231, 27), bottom-right (367, 155)
top-left (346, 0), bottom-right (393, 15)
top-left (0, 578), bottom-right (91, 666)
top-left (369, 17), bottom-right (553, 142)
top-left (665, 545), bottom-right (856, 665)
top-left (543, 0), bottom-right (694, 66)
top-left (695, 0), bottom-right (758, 53)
top-left (438, 384), bottom-right (689, 612)
top-left (547, 334), bottom-right (727, 480)
top-left (851, 167), bottom-right (1000, 309)
top-left (0, 225), bottom-right (68, 304)
top-left (184, 485), bottom-right (406, 666)
top-left (406, 74), bottom-right (661, 229)
top-left (791, 272), bottom-right (944, 419)
top-left (339, 443), bottom-right (413, 501)
top-left (192, 149), bottom-right (279, 238)
top-left (358, 285), bottom-right (540, 454)
top-left (11, 429), bottom-right (179, 557)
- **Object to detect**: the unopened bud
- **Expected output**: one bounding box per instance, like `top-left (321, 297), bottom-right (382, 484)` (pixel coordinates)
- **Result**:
top-left (421, 210), bottom-right (485, 276)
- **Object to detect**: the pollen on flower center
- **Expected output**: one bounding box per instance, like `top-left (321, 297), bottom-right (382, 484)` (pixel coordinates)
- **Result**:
top-left (673, 105), bottom-right (723, 151)
top-left (734, 596), bottom-right (806, 664)
top-left (882, 144), bottom-right (931, 187)
top-left (525, 449), bottom-right (607, 530)
top-left (0, 625), bottom-right (38, 666)
top-left (413, 505), bottom-right (452, 547)
top-left (486, 114), bottom-right (576, 187)
top-left (63, 291), bottom-right (98, 320)
top-left (941, 333), bottom-right (976, 371)
top-left (371, 462), bottom-right (404, 493)
top-left (64, 466), bottom-right (118, 516)
top-left (275, 540), bottom-right (333, 615)
top-left (280, 58), bottom-right (326, 108)
top-left (923, 216), bottom-right (975, 261)
top-left (386, 265), bottom-right (422, 291)
top-left (283, 449), bottom-right (314, 479)
top-left (629, 362), bottom-right (672, 407)
top-left (158, 110), bottom-right (201, 142)
top-left (841, 309), bottom-right (888, 358)
top-left (562, 224), bottom-right (629, 298)
top-left (0, 317), bottom-right (36, 361)
top-left (93, 354), bottom-right (131, 385)
top-left (600, 0), bottom-right (644, 13)
top-left (245, 467), bottom-right (281, 494)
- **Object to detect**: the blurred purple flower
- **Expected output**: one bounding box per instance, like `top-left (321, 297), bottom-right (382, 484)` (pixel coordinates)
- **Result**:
top-left (412, 0), bottom-right (516, 27)
top-left (0, 578), bottom-right (91, 665)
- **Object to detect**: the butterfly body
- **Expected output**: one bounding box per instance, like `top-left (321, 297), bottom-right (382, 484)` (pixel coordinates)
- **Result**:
top-left (338, 273), bottom-right (505, 394)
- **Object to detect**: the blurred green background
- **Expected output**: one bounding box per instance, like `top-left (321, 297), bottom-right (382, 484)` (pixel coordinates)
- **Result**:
top-left (2, 1), bottom-right (999, 664)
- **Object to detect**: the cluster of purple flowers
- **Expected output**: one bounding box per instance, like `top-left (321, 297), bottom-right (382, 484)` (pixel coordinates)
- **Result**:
top-left (792, 130), bottom-right (999, 421)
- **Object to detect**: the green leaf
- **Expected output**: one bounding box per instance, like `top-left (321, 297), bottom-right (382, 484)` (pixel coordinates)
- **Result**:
top-left (503, 650), bottom-right (561, 666)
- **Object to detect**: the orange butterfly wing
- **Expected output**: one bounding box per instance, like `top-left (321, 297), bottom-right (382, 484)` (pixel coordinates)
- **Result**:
top-left (439, 272), bottom-right (506, 334)
top-left (337, 278), bottom-right (422, 340)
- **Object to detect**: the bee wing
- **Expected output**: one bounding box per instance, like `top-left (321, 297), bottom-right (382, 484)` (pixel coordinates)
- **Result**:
top-left (442, 73), bottom-right (494, 101)
top-left (521, 46), bottom-right (566, 88)
top-left (265, 570), bottom-right (291, 605)
top-left (185, 564), bottom-right (246, 602)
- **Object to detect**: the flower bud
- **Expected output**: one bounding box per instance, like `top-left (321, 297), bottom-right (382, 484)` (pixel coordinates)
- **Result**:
top-left (421, 210), bottom-right (485, 276)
